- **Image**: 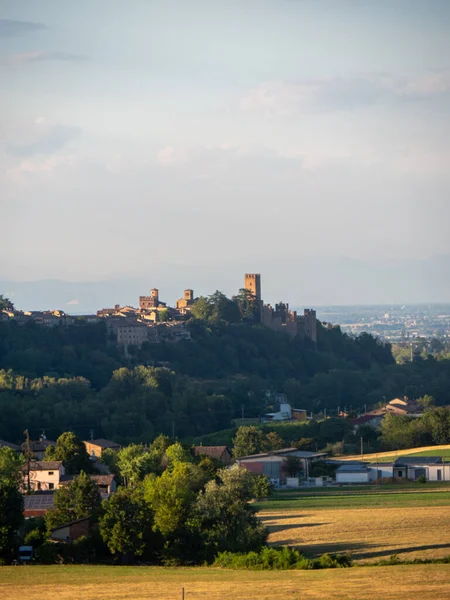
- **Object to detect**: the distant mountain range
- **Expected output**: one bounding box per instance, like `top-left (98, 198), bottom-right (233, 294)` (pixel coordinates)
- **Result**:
top-left (2, 255), bottom-right (450, 313)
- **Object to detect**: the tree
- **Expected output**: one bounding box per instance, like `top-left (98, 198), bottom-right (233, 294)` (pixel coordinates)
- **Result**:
top-left (264, 431), bottom-right (285, 451)
top-left (233, 288), bottom-right (260, 322)
top-left (144, 462), bottom-right (206, 538)
top-left (99, 486), bottom-right (155, 563)
top-left (45, 432), bottom-right (92, 475)
top-left (165, 442), bottom-right (191, 468)
top-left (188, 465), bottom-right (267, 563)
top-left (422, 407), bottom-right (450, 444)
top-left (0, 295), bottom-right (14, 311)
top-left (117, 444), bottom-right (157, 487)
top-left (45, 471), bottom-right (101, 531)
top-left (208, 291), bottom-right (241, 324)
top-left (232, 426), bottom-right (266, 458)
top-left (190, 296), bottom-right (213, 321)
top-left (0, 480), bottom-right (24, 563)
top-left (0, 447), bottom-right (24, 486)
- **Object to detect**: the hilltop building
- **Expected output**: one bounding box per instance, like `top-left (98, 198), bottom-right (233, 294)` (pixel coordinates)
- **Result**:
top-left (244, 274), bottom-right (317, 343)
top-left (176, 289), bottom-right (196, 314)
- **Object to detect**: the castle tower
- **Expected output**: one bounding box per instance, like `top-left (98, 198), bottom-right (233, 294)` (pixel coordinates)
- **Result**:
top-left (151, 288), bottom-right (159, 303)
top-left (303, 309), bottom-right (317, 344)
top-left (184, 289), bottom-right (194, 301)
top-left (244, 273), bottom-right (261, 303)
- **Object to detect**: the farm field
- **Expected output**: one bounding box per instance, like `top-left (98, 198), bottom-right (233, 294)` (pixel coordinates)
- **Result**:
top-left (340, 444), bottom-right (450, 462)
top-left (255, 485), bottom-right (450, 511)
top-left (1, 564), bottom-right (450, 600)
top-left (259, 486), bottom-right (450, 563)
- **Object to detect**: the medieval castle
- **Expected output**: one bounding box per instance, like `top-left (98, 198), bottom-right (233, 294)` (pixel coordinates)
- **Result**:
top-left (244, 274), bottom-right (317, 343)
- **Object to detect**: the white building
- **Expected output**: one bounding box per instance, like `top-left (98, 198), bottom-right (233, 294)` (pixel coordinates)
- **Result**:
top-left (335, 463), bottom-right (370, 484)
top-left (21, 461), bottom-right (65, 492)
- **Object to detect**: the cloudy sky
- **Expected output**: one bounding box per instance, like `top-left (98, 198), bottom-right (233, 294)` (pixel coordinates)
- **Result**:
top-left (1, 0), bottom-right (450, 306)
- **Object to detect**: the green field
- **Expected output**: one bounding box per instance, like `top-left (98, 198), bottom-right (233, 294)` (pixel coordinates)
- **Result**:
top-left (255, 485), bottom-right (450, 511)
top-left (2, 564), bottom-right (450, 600)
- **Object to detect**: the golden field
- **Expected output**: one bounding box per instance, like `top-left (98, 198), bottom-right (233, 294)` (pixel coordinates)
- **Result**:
top-left (1, 564), bottom-right (450, 600)
top-left (262, 504), bottom-right (450, 562)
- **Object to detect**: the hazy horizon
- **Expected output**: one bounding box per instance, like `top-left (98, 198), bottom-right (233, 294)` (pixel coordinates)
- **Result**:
top-left (2, 1), bottom-right (450, 302)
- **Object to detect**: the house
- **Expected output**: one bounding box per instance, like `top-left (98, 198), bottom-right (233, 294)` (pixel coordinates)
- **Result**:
top-left (236, 448), bottom-right (326, 483)
top-left (21, 461), bottom-right (65, 492)
top-left (84, 439), bottom-right (121, 458)
top-left (194, 445), bottom-right (232, 465)
top-left (50, 517), bottom-right (92, 542)
top-left (60, 474), bottom-right (117, 497)
top-left (23, 492), bottom-right (55, 518)
top-left (351, 410), bottom-right (385, 431)
top-left (0, 439), bottom-right (20, 452)
top-left (22, 437), bottom-right (56, 460)
top-left (336, 463), bottom-right (371, 484)
top-left (392, 457), bottom-right (450, 482)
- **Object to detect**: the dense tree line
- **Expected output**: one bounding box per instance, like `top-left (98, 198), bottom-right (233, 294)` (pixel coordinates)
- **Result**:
top-left (1, 292), bottom-right (450, 445)
top-left (0, 436), bottom-right (269, 565)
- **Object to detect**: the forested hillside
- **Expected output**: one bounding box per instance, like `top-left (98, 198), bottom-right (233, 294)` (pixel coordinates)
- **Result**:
top-left (1, 315), bottom-right (450, 445)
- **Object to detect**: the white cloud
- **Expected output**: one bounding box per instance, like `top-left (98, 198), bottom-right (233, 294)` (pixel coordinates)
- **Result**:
top-left (66, 299), bottom-right (80, 305)
top-left (240, 71), bottom-right (450, 116)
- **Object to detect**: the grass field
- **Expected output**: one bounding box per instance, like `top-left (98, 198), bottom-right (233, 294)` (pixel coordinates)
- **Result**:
top-left (2, 564), bottom-right (450, 600)
top-left (341, 444), bottom-right (450, 462)
top-left (258, 486), bottom-right (450, 564)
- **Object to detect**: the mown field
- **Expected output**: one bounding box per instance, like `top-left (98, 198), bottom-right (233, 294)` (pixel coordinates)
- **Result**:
top-left (258, 485), bottom-right (450, 563)
top-left (1, 564), bottom-right (450, 600)
top-left (341, 444), bottom-right (450, 462)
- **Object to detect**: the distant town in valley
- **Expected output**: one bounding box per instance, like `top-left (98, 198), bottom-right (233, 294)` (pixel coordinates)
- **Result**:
top-left (314, 304), bottom-right (450, 343)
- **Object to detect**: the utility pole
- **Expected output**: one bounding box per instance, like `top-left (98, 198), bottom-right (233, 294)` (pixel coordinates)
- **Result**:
top-left (23, 429), bottom-right (32, 494)
top-left (360, 436), bottom-right (363, 461)
top-left (89, 429), bottom-right (94, 441)
top-left (410, 342), bottom-right (413, 363)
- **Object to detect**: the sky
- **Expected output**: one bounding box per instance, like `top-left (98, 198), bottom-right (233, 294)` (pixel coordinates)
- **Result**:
top-left (1, 0), bottom-right (450, 307)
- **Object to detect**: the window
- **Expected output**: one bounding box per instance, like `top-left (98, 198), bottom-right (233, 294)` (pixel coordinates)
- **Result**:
top-left (48, 471), bottom-right (54, 475)
top-left (437, 470), bottom-right (442, 481)
top-left (49, 483), bottom-right (54, 490)
top-left (398, 470), bottom-right (403, 477)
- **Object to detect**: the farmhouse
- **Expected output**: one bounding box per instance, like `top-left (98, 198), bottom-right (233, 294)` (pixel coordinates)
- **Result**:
top-left (21, 461), bottom-right (65, 492)
top-left (84, 438), bottom-right (121, 458)
top-left (60, 473), bottom-right (117, 497)
top-left (236, 448), bottom-right (326, 483)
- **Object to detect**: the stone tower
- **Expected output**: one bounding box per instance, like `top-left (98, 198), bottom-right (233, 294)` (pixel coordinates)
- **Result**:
top-left (303, 309), bottom-right (317, 344)
top-left (244, 273), bottom-right (261, 303)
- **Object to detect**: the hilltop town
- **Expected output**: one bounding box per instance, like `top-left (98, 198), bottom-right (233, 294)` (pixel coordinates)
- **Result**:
top-left (0, 273), bottom-right (318, 350)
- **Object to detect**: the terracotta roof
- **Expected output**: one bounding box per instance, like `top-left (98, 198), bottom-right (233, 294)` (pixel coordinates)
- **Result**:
top-left (22, 461), bottom-right (62, 471)
top-left (85, 439), bottom-right (120, 449)
top-left (194, 446), bottom-right (230, 460)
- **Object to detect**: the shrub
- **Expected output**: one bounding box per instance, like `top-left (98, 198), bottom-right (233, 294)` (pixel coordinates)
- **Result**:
top-left (213, 547), bottom-right (352, 570)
